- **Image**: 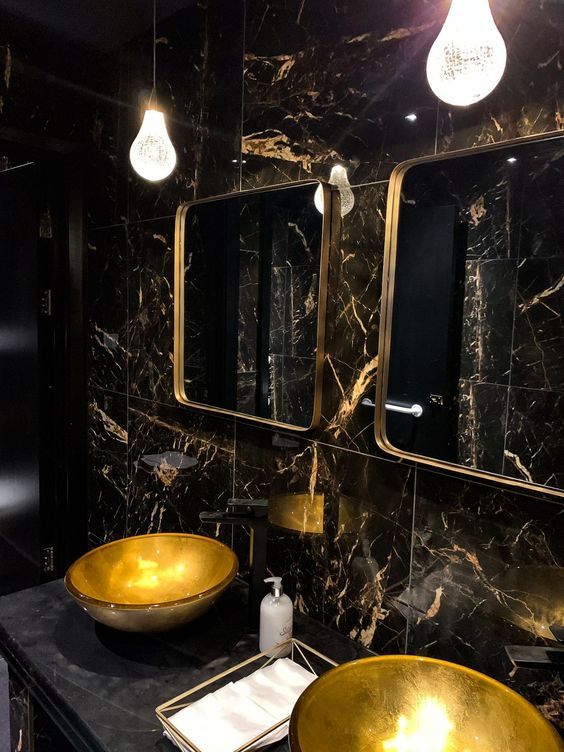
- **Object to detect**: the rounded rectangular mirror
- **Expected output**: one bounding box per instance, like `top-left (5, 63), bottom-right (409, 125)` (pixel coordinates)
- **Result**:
top-left (174, 181), bottom-right (333, 430)
top-left (376, 132), bottom-right (564, 497)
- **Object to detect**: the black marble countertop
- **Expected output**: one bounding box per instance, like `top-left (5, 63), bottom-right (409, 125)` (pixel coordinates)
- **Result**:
top-left (0, 579), bottom-right (370, 752)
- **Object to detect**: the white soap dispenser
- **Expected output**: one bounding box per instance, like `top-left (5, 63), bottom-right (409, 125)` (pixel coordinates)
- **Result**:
top-left (259, 576), bottom-right (293, 656)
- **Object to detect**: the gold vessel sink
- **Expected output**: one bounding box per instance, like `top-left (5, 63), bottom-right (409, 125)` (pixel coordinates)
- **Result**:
top-left (65, 533), bottom-right (238, 632)
top-left (289, 655), bottom-right (563, 752)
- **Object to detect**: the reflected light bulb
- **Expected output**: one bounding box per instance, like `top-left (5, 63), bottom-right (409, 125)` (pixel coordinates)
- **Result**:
top-left (426, 0), bottom-right (507, 107)
top-left (314, 165), bottom-right (355, 217)
top-left (129, 109), bottom-right (177, 182)
top-left (383, 697), bottom-right (453, 752)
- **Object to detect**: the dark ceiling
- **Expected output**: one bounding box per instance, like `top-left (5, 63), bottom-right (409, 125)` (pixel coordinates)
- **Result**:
top-left (0, 0), bottom-right (196, 52)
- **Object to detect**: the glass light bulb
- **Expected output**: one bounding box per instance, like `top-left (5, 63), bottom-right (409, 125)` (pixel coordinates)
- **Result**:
top-left (314, 165), bottom-right (355, 217)
top-left (426, 0), bottom-right (507, 107)
top-left (129, 109), bottom-right (177, 182)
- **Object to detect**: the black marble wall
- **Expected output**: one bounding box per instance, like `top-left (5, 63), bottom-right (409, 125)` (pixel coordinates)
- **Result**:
top-left (0, 0), bottom-right (562, 731)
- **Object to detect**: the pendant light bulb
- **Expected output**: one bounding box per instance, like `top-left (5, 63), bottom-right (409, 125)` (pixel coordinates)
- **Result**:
top-left (129, 109), bottom-right (177, 182)
top-left (426, 0), bottom-right (507, 107)
top-left (129, 0), bottom-right (177, 182)
top-left (314, 165), bottom-right (355, 217)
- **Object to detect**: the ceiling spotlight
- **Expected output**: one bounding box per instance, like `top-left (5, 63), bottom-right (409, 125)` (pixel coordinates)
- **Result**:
top-left (405, 113), bottom-right (418, 122)
top-left (507, 157), bottom-right (517, 164)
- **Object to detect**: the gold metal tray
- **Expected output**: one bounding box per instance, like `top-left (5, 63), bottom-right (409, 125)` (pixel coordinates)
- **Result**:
top-left (155, 639), bottom-right (338, 752)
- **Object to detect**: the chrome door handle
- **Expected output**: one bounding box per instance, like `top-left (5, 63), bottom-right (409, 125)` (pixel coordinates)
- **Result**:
top-left (385, 401), bottom-right (423, 418)
top-left (360, 398), bottom-right (423, 418)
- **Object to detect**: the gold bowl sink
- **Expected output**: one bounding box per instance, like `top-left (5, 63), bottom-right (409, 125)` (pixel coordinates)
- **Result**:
top-left (289, 655), bottom-right (563, 752)
top-left (65, 533), bottom-right (238, 632)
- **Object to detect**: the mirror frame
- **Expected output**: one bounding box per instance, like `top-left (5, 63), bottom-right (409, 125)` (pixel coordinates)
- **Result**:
top-left (375, 130), bottom-right (564, 498)
top-left (174, 180), bottom-right (334, 431)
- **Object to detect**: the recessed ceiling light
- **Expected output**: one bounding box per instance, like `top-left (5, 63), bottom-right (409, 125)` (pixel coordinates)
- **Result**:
top-left (405, 113), bottom-right (418, 122)
top-left (507, 157), bottom-right (517, 164)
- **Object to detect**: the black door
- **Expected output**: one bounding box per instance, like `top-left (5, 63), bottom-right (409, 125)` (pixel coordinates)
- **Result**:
top-left (0, 163), bottom-right (41, 593)
top-left (386, 204), bottom-right (466, 462)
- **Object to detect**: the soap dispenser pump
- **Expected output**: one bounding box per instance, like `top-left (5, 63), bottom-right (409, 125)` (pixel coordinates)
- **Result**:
top-left (259, 576), bottom-right (293, 656)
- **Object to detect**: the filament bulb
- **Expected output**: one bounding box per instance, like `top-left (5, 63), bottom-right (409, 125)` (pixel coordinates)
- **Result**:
top-left (426, 0), bottom-right (507, 107)
top-left (314, 165), bottom-right (355, 217)
top-left (129, 109), bottom-right (177, 182)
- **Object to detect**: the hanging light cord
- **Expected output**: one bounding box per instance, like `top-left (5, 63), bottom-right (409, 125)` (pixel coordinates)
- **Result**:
top-left (150, 0), bottom-right (157, 106)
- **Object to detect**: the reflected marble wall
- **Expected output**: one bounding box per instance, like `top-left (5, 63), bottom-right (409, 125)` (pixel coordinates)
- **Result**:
top-left (456, 144), bottom-right (564, 487)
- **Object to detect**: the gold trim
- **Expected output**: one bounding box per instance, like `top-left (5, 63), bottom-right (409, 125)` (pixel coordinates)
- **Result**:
top-left (155, 638), bottom-right (339, 752)
top-left (174, 180), bottom-right (333, 432)
top-left (375, 130), bottom-right (564, 498)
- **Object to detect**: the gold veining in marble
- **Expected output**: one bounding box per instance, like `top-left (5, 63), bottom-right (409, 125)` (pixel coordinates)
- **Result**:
top-left (493, 565), bottom-right (564, 641)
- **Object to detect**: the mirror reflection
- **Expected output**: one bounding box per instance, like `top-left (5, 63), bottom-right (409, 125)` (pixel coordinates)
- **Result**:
top-left (380, 134), bottom-right (563, 494)
top-left (175, 182), bottom-right (329, 429)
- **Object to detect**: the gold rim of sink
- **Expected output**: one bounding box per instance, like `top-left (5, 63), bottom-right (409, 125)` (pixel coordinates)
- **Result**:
top-left (289, 654), bottom-right (564, 752)
top-left (65, 533), bottom-right (239, 611)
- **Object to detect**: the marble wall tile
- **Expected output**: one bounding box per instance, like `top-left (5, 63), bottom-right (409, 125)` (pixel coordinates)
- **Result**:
top-left (127, 217), bottom-right (176, 404)
top-left (317, 183), bottom-right (386, 455)
top-left (504, 388), bottom-right (564, 489)
top-left (194, 0), bottom-right (244, 200)
top-left (88, 225), bottom-right (129, 394)
top-left (86, 81), bottom-right (130, 230)
top-left (437, 0), bottom-right (564, 153)
top-left (270, 354), bottom-right (316, 428)
top-left (511, 257), bottom-right (564, 392)
top-left (460, 259), bottom-right (517, 385)
top-left (457, 381), bottom-right (507, 475)
top-left (242, 0), bottom-right (439, 190)
top-left (407, 469), bottom-right (564, 726)
top-left (517, 148), bottom-right (564, 260)
top-left (233, 422), bottom-right (414, 653)
top-left (126, 397), bottom-right (234, 539)
top-left (87, 389), bottom-right (128, 547)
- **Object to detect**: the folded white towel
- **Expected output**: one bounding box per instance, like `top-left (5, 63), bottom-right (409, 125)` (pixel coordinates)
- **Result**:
top-left (166, 658), bottom-right (317, 752)
top-left (236, 659), bottom-right (316, 719)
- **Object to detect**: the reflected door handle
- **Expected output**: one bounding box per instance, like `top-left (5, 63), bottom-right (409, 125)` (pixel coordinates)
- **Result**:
top-left (385, 401), bottom-right (423, 418)
top-left (360, 398), bottom-right (423, 418)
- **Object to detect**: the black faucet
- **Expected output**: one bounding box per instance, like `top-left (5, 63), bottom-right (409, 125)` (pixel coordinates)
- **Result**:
top-left (199, 499), bottom-right (268, 628)
top-left (505, 625), bottom-right (564, 671)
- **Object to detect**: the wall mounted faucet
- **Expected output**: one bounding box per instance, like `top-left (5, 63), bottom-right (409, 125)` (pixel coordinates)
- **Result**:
top-left (199, 499), bottom-right (268, 628)
top-left (505, 625), bottom-right (564, 671)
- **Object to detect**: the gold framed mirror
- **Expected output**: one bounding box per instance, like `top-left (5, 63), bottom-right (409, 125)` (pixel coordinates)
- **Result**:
top-left (376, 131), bottom-right (564, 497)
top-left (174, 180), bottom-right (335, 430)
